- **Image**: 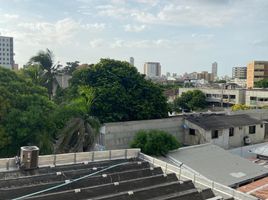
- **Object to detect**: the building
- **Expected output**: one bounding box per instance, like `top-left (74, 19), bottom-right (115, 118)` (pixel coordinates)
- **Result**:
top-left (212, 62), bottom-right (218, 78)
top-left (129, 57), bottom-right (134, 66)
top-left (167, 144), bottom-right (268, 188)
top-left (0, 148), bottom-right (253, 200)
top-left (245, 89), bottom-right (268, 107)
top-left (144, 62), bottom-right (161, 77)
top-left (197, 71), bottom-right (214, 82)
top-left (247, 61), bottom-right (268, 88)
top-left (183, 114), bottom-right (264, 149)
top-left (232, 67), bottom-right (247, 79)
top-left (166, 72), bottom-right (170, 77)
top-left (178, 87), bottom-right (246, 106)
top-left (0, 36), bottom-right (14, 69)
top-left (228, 78), bottom-right (247, 88)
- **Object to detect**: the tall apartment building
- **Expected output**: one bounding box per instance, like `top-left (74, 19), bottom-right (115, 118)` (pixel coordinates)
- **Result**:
top-left (232, 67), bottom-right (247, 79)
top-left (212, 62), bottom-right (218, 78)
top-left (0, 36), bottom-right (14, 69)
top-left (197, 71), bottom-right (214, 82)
top-left (247, 61), bottom-right (268, 88)
top-left (129, 57), bottom-right (134, 66)
top-left (144, 62), bottom-right (161, 77)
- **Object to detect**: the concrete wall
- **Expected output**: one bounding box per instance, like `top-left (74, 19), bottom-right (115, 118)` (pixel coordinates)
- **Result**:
top-left (245, 90), bottom-right (268, 107)
top-left (231, 109), bottom-right (268, 120)
top-left (102, 117), bottom-right (184, 150)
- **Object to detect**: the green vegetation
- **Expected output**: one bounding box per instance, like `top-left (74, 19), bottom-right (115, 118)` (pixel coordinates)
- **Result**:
top-left (173, 90), bottom-right (207, 112)
top-left (231, 104), bottom-right (251, 111)
top-left (65, 58), bottom-right (169, 123)
top-left (130, 130), bottom-right (180, 156)
top-left (255, 79), bottom-right (268, 88)
top-left (0, 52), bottom-right (170, 157)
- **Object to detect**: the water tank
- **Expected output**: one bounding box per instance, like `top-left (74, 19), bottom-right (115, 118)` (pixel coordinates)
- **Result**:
top-left (20, 146), bottom-right (39, 170)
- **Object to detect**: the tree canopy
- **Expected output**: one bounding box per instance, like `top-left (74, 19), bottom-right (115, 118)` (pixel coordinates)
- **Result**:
top-left (65, 58), bottom-right (169, 123)
top-left (173, 90), bottom-right (207, 112)
top-left (130, 130), bottom-right (180, 156)
top-left (255, 79), bottom-right (268, 88)
top-left (0, 67), bottom-right (56, 156)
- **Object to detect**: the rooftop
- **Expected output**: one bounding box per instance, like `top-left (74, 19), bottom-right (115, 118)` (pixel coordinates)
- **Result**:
top-left (167, 144), bottom-right (268, 187)
top-left (186, 114), bottom-right (262, 130)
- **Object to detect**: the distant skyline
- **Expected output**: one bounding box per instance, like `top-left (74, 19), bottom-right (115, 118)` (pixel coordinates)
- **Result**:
top-left (1, 0), bottom-right (268, 76)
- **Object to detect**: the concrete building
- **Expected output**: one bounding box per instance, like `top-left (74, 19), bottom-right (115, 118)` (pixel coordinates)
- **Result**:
top-left (212, 62), bottom-right (218, 78)
top-left (129, 57), bottom-right (134, 66)
top-left (247, 61), bottom-right (268, 88)
top-left (178, 87), bottom-right (246, 106)
top-left (246, 89), bottom-right (268, 107)
top-left (183, 114), bottom-right (264, 149)
top-left (232, 67), bottom-right (247, 79)
top-left (143, 62), bottom-right (161, 77)
top-left (228, 78), bottom-right (247, 88)
top-left (0, 36), bottom-right (14, 69)
top-left (197, 71), bottom-right (214, 82)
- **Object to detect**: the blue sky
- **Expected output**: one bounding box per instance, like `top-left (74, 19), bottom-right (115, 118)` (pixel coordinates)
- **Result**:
top-left (1, 0), bottom-right (268, 76)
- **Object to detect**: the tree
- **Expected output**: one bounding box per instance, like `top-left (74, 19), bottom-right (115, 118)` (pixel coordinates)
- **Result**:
top-left (231, 104), bottom-right (250, 111)
top-left (62, 61), bottom-right (80, 75)
top-left (173, 90), bottom-right (207, 112)
top-left (0, 67), bottom-right (56, 157)
top-left (255, 79), bottom-right (268, 88)
top-left (130, 130), bottom-right (180, 156)
top-left (54, 86), bottom-right (100, 153)
top-left (28, 49), bottom-right (59, 99)
top-left (67, 58), bottom-right (168, 123)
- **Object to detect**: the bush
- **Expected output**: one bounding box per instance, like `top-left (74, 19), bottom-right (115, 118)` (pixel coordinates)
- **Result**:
top-left (130, 130), bottom-right (180, 156)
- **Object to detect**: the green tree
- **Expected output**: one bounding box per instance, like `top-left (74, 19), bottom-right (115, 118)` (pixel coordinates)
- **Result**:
top-left (28, 49), bottom-right (59, 99)
top-left (67, 58), bottom-right (168, 123)
top-left (173, 90), bottom-right (207, 112)
top-left (231, 104), bottom-right (250, 111)
top-left (0, 67), bottom-right (56, 156)
top-left (130, 130), bottom-right (180, 156)
top-left (255, 79), bottom-right (268, 88)
top-left (62, 61), bottom-right (80, 75)
top-left (54, 86), bottom-right (100, 153)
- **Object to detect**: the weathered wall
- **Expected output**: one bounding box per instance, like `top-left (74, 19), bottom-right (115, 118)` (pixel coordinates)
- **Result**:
top-left (102, 117), bottom-right (184, 150)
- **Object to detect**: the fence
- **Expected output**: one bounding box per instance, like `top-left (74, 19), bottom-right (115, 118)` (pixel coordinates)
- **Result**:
top-left (0, 149), bottom-right (140, 170)
top-left (138, 152), bottom-right (258, 200)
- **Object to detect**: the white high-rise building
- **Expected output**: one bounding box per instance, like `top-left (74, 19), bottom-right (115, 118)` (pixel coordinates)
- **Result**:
top-left (232, 66), bottom-right (247, 79)
top-left (0, 36), bottom-right (14, 69)
top-left (129, 57), bottom-right (134, 66)
top-left (144, 62), bottom-right (161, 77)
top-left (212, 62), bottom-right (218, 78)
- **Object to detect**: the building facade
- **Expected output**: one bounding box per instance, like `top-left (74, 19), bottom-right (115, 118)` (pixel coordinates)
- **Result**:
top-left (197, 71), bottom-right (214, 82)
top-left (143, 62), bottom-right (161, 77)
top-left (247, 61), bottom-right (268, 88)
top-left (245, 89), bottom-right (268, 107)
top-left (232, 67), bottom-right (247, 79)
top-left (129, 57), bottom-right (134, 66)
top-left (212, 62), bottom-right (218, 78)
top-left (0, 36), bottom-right (14, 69)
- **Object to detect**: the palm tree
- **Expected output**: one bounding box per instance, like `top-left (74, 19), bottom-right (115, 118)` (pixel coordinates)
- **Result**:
top-left (55, 86), bottom-right (101, 153)
top-left (29, 49), bottom-right (59, 100)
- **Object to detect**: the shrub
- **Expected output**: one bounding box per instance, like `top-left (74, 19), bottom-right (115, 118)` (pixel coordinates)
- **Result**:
top-left (130, 130), bottom-right (180, 156)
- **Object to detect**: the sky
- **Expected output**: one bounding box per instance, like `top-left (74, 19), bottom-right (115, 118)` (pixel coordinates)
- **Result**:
top-left (1, 0), bottom-right (268, 76)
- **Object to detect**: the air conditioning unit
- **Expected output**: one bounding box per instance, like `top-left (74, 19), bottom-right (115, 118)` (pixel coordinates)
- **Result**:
top-left (20, 146), bottom-right (39, 170)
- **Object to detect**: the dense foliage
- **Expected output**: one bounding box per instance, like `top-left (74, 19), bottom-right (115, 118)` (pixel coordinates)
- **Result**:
top-left (130, 130), bottom-right (180, 156)
top-left (173, 90), bottom-right (207, 112)
top-left (65, 58), bottom-right (169, 123)
top-left (0, 67), bottom-right (56, 156)
top-left (255, 79), bottom-right (268, 88)
top-left (231, 104), bottom-right (250, 111)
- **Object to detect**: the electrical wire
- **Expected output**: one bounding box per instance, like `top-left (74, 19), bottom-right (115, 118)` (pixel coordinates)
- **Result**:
top-left (12, 161), bottom-right (129, 200)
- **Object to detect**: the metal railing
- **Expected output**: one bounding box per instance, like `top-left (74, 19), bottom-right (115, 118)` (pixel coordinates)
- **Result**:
top-left (0, 149), bottom-right (140, 170)
top-left (138, 152), bottom-right (257, 200)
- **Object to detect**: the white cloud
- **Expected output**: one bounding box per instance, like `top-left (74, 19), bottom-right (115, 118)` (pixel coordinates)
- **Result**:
top-left (90, 39), bottom-right (105, 48)
top-left (124, 24), bottom-right (146, 32)
top-left (81, 23), bottom-right (106, 31)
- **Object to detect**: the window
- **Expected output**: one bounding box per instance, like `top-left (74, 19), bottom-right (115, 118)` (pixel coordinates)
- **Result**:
top-left (249, 125), bottom-right (256, 134)
top-left (211, 130), bottom-right (219, 139)
top-left (261, 124), bottom-right (263, 128)
top-left (250, 97), bottom-right (257, 101)
top-left (239, 127), bottom-right (242, 130)
top-left (229, 127), bottom-right (234, 137)
top-left (189, 128), bottom-right (195, 135)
